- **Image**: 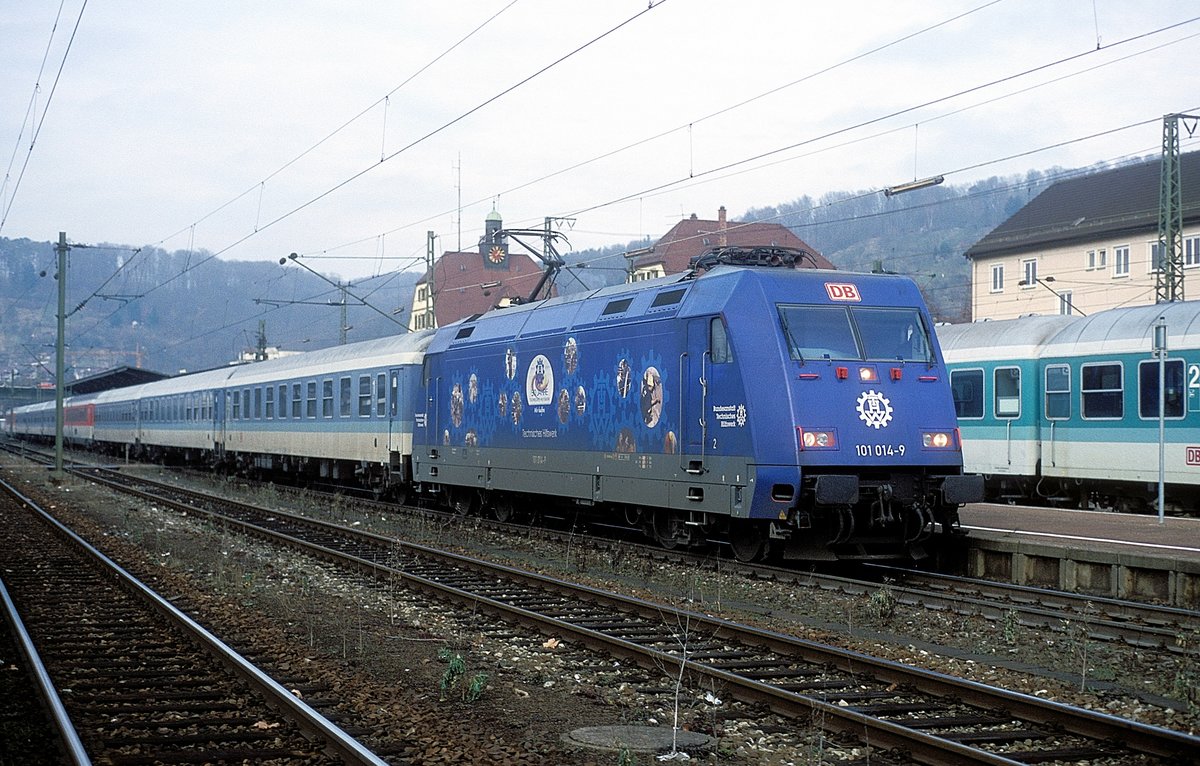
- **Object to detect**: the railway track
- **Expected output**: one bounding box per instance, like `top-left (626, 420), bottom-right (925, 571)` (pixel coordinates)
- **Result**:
top-left (0, 476), bottom-right (389, 766)
top-left (10, 442), bottom-right (1195, 656)
top-left (62, 462), bottom-right (1200, 765)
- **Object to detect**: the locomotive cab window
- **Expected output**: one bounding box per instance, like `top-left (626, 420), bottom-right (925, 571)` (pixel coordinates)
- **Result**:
top-left (950, 369), bottom-right (984, 419)
top-left (993, 367), bottom-right (1020, 419)
top-left (777, 305), bottom-right (932, 363)
top-left (1138, 359), bottom-right (1185, 419)
top-left (1044, 364), bottom-right (1070, 420)
top-left (710, 317), bottom-right (733, 364)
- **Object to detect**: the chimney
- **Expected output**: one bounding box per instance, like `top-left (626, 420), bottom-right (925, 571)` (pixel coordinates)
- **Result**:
top-left (718, 206), bottom-right (727, 247)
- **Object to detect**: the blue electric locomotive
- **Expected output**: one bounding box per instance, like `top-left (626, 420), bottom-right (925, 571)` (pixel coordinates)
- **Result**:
top-left (9, 250), bottom-right (980, 561)
top-left (414, 251), bottom-right (979, 561)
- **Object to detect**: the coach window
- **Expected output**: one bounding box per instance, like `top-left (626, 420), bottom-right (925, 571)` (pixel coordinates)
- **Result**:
top-left (340, 377), bottom-right (352, 417)
top-left (710, 317), bottom-right (732, 364)
top-left (1138, 359), bottom-right (1185, 419)
top-left (376, 373), bottom-right (387, 417)
top-left (323, 379), bottom-right (334, 418)
top-left (278, 385), bottom-right (287, 418)
top-left (1081, 362), bottom-right (1123, 419)
top-left (359, 375), bottom-right (372, 417)
top-left (292, 383), bottom-right (302, 419)
top-left (306, 381), bottom-right (317, 418)
top-left (1044, 364), bottom-right (1070, 420)
top-left (950, 369), bottom-right (984, 419)
top-left (994, 367), bottom-right (1020, 418)
top-left (265, 386), bottom-right (274, 419)
top-left (254, 388), bottom-right (262, 419)
top-left (232, 390), bottom-right (241, 420)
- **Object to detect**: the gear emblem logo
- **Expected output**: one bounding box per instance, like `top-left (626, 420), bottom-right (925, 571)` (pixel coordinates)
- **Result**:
top-left (856, 390), bottom-right (893, 429)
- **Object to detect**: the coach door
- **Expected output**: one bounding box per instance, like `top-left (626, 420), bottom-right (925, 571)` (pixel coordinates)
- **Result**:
top-left (682, 319), bottom-right (709, 474)
top-left (387, 367), bottom-right (403, 454)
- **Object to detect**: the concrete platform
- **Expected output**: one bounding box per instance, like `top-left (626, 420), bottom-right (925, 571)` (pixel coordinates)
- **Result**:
top-left (952, 504), bottom-right (1200, 609)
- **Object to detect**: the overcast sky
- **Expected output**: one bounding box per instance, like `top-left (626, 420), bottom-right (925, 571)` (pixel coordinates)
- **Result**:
top-left (2, 0), bottom-right (1198, 281)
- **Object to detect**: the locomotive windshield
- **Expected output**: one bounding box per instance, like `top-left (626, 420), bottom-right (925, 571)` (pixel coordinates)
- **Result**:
top-left (777, 305), bottom-right (934, 363)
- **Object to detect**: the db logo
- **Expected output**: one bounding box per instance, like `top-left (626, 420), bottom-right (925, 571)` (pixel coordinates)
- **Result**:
top-left (826, 283), bottom-right (861, 302)
top-left (1187, 446), bottom-right (1200, 466)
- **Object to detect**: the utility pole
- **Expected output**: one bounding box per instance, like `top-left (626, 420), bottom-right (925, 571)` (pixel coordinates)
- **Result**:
top-left (425, 231), bottom-right (436, 330)
top-left (1156, 112), bottom-right (1198, 303)
top-left (337, 282), bottom-right (349, 345)
top-left (53, 231), bottom-right (67, 479)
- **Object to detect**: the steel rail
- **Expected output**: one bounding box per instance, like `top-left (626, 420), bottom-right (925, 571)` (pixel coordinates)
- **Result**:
top-left (0, 576), bottom-right (91, 765)
top-left (0, 476), bottom-right (390, 766)
top-left (76, 467), bottom-right (1200, 765)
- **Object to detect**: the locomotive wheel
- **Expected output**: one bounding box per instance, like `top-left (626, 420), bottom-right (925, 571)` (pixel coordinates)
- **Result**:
top-left (653, 511), bottom-right (691, 549)
top-left (728, 522), bottom-right (769, 563)
top-left (448, 487), bottom-right (479, 516)
top-left (491, 496), bottom-right (518, 523)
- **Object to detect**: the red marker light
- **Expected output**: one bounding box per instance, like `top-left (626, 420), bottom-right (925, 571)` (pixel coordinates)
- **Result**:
top-left (890, 367), bottom-right (902, 381)
top-left (835, 367), bottom-right (849, 380)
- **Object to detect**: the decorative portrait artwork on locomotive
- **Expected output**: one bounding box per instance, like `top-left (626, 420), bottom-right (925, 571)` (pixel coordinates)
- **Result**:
top-left (441, 337), bottom-right (675, 456)
top-left (564, 337), bottom-right (578, 374)
top-left (526, 354), bottom-right (554, 407)
top-left (640, 367), bottom-right (662, 428)
top-left (450, 382), bottom-right (464, 428)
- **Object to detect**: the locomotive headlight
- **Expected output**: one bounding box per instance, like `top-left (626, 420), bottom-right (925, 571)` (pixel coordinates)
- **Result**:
top-left (797, 427), bottom-right (837, 450)
top-left (922, 431), bottom-right (954, 449)
top-left (858, 366), bottom-right (877, 382)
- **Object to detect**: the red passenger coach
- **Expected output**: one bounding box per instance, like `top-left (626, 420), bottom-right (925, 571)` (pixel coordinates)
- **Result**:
top-left (65, 403), bottom-right (95, 427)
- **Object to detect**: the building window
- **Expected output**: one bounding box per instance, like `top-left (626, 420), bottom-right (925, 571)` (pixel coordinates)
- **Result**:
top-left (1086, 248), bottom-right (1106, 270)
top-left (990, 264), bottom-right (1004, 293)
top-left (1139, 359), bottom-right (1185, 419)
top-left (1186, 236), bottom-right (1200, 268)
top-left (1149, 241), bottom-right (1166, 272)
top-left (1045, 364), bottom-right (1070, 420)
top-left (1114, 245), bottom-right (1130, 277)
top-left (1059, 290), bottom-right (1074, 315)
top-left (950, 369), bottom-right (984, 419)
top-left (1081, 362), bottom-right (1122, 419)
top-left (1021, 259), bottom-right (1037, 288)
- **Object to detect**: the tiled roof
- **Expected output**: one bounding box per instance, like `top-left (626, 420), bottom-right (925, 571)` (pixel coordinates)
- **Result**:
top-left (418, 250), bottom-right (556, 326)
top-left (631, 209), bottom-right (833, 273)
top-left (966, 151), bottom-right (1200, 259)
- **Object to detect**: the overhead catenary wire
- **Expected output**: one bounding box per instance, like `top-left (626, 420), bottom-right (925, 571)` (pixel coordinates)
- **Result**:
top-left (0, 0), bottom-right (88, 236)
top-left (18, 6), bottom-right (1198, 369)
top-left (73, 0), bottom-right (670, 336)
